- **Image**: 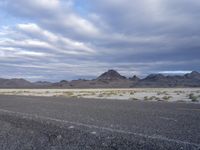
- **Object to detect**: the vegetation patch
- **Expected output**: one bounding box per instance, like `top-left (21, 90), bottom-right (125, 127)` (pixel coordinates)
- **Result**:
top-left (144, 96), bottom-right (160, 101)
top-left (162, 96), bottom-right (172, 101)
top-left (188, 93), bottom-right (199, 102)
top-left (157, 91), bottom-right (168, 95)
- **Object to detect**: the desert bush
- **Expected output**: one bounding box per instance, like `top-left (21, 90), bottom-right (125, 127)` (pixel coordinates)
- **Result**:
top-left (149, 96), bottom-right (156, 100)
top-left (157, 91), bottom-right (168, 95)
top-left (144, 96), bottom-right (153, 100)
top-left (131, 97), bottom-right (139, 100)
top-left (155, 97), bottom-right (161, 101)
top-left (144, 96), bottom-right (160, 101)
top-left (174, 90), bottom-right (182, 95)
top-left (162, 96), bottom-right (172, 100)
top-left (63, 92), bottom-right (74, 97)
top-left (189, 93), bottom-right (199, 102)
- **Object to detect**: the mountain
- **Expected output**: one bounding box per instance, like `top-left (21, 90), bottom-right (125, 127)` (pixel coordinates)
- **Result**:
top-left (51, 80), bottom-right (70, 88)
top-left (129, 75), bottom-right (140, 82)
top-left (0, 70), bottom-right (200, 88)
top-left (184, 71), bottom-right (200, 80)
top-left (144, 74), bottom-right (166, 81)
top-left (34, 81), bottom-right (52, 86)
top-left (97, 69), bottom-right (126, 81)
top-left (0, 78), bottom-right (33, 88)
top-left (133, 74), bottom-right (173, 87)
top-left (132, 71), bottom-right (200, 88)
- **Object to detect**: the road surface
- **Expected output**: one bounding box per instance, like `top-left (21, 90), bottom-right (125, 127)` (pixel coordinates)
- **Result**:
top-left (0, 95), bottom-right (199, 150)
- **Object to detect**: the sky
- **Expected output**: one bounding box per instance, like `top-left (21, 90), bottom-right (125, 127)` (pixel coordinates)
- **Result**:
top-left (0, 0), bottom-right (200, 81)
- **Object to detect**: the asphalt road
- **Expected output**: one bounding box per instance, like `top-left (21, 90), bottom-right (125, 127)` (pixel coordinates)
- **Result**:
top-left (0, 95), bottom-right (199, 150)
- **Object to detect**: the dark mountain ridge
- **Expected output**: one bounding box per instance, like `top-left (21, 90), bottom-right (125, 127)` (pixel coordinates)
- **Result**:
top-left (97, 69), bottom-right (126, 81)
top-left (0, 70), bottom-right (200, 88)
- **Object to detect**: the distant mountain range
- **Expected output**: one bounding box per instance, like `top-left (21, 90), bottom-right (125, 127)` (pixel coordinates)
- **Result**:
top-left (1, 70), bottom-right (200, 88)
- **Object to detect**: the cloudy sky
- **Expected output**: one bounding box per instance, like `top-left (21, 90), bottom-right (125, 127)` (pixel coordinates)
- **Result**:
top-left (0, 0), bottom-right (200, 81)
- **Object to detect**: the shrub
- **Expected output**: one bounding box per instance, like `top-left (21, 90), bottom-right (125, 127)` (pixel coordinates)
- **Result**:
top-left (157, 91), bottom-right (168, 95)
top-left (189, 93), bottom-right (199, 102)
top-left (143, 96), bottom-right (160, 101)
top-left (155, 97), bottom-right (161, 101)
top-left (162, 96), bottom-right (172, 100)
top-left (131, 97), bottom-right (139, 100)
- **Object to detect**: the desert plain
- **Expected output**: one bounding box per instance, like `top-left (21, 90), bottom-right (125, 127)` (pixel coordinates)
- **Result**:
top-left (0, 88), bottom-right (200, 103)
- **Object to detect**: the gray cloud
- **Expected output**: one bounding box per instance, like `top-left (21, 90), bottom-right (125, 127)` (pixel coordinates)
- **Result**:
top-left (0, 0), bottom-right (200, 81)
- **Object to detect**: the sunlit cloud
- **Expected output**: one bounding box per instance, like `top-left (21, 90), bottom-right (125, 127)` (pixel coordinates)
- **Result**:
top-left (158, 71), bottom-right (192, 74)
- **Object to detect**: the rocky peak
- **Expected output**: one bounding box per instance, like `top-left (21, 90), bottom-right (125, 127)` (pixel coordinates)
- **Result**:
top-left (129, 75), bottom-right (140, 81)
top-left (185, 71), bottom-right (200, 79)
top-left (60, 80), bottom-right (68, 83)
top-left (190, 71), bottom-right (200, 75)
top-left (97, 69), bottom-right (126, 80)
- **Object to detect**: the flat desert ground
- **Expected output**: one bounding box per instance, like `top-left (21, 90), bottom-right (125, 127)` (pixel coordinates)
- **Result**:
top-left (0, 88), bottom-right (200, 103)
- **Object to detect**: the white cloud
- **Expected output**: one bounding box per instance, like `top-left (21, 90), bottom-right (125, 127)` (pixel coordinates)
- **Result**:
top-left (0, 47), bottom-right (48, 58)
top-left (0, 39), bottom-right (53, 49)
top-left (63, 14), bottom-right (101, 36)
top-left (4, 0), bottom-right (102, 38)
top-left (16, 50), bottom-right (46, 57)
top-left (158, 71), bottom-right (192, 74)
top-left (0, 23), bottom-right (97, 58)
top-left (16, 23), bottom-right (96, 53)
top-left (17, 23), bottom-right (58, 41)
